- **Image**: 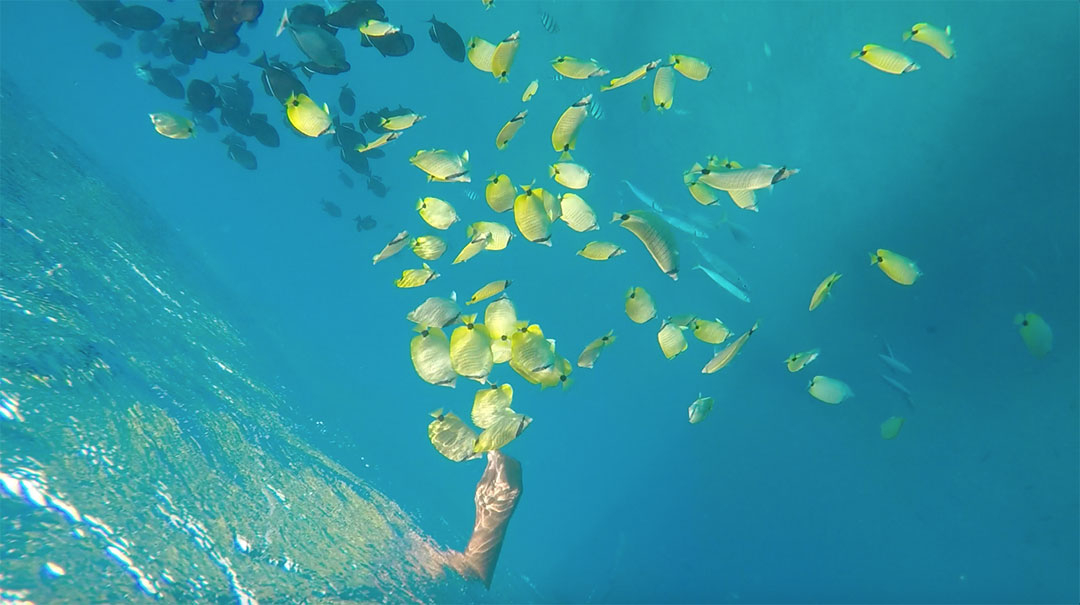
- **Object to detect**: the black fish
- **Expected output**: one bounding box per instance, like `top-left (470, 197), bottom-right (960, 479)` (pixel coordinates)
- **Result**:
top-left (249, 114), bottom-right (280, 148)
top-left (168, 18), bottom-right (205, 64)
top-left (186, 78), bottom-right (218, 113)
top-left (338, 170), bottom-right (354, 188)
top-left (77, 0), bottom-right (123, 22)
top-left (227, 144), bottom-right (257, 170)
top-left (339, 84), bottom-right (356, 116)
top-left (200, 28), bottom-right (241, 53)
top-left (137, 63), bottom-right (184, 99)
top-left (300, 61), bottom-right (351, 78)
top-left (220, 106), bottom-right (255, 136)
top-left (331, 120), bottom-right (365, 149)
top-left (200, 0), bottom-right (263, 33)
top-left (359, 111), bottom-right (385, 133)
top-left (364, 30), bottom-right (414, 57)
top-left (354, 215), bottom-right (377, 231)
top-left (427, 15), bottom-right (465, 62)
top-left (236, 42), bottom-right (250, 57)
top-left (95, 42), bottom-right (122, 59)
top-left (214, 75), bottom-right (254, 113)
top-left (111, 5), bottom-right (164, 31)
top-left (251, 52), bottom-right (306, 103)
top-left (539, 10), bottom-right (559, 34)
top-left (321, 200), bottom-right (342, 217)
top-left (339, 148), bottom-right (370, 175)
top-left (327, 0), bottom-right (385, 28)
top-left (366, 175), bottom-right (388, 198)
top-left (287, 3), bottom-right (329, 27)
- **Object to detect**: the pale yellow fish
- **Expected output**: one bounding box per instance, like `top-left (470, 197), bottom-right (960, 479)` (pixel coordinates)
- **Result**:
top-left (625, 286), bottom-right (657, 324)
top-left (466, 36), bottom-right (496, 72)
top-left (380, 113), bottom-right (424, 131)
top-left (466, 221), bottom-right (514, 250)
top-left (525, 185), bottom-right (560, 222)
top-left (395, 263), bottom-right (439, 288)
top-left (870, 249), bottom-right (922, 285)
top-left (285, 92), bottom-right (334, 137)
top-left (407, 295), bottom-right (460, 328)
top-left (467, 279), bottom-right (511, 305)
top-left (427, 408), bottom-right (479, 461)
top-left (691, 318), bottom-right (730, 344)
top-left (484, 295), bottom-right (517, 364)
top-left (577, 241), bottom-right (625, 261)
top-left (880, 416), bottom-right (905, 440)
top-left (490, 31), bottom-right (520, 83)
top-left (474, 411), bottom-right (532, 452)
top-left (450, 314), bottom-right (494, 383)
top-left (559, 193), bottom-right (598, 232)
top-left (577, 330), bottom-right (615, 368)
top-left (668, 314), bottom-right (697, 328)
top-left (522, 79), bottom-right (539, 102)
top-left (409, 149), bottom-right (470, 182)
top-left (148, 112), bottom-right (194, 139)
top-left (551, 94), bottom-right (591, 156)
top-left (355, 131), bottom-right (400, 153)
top-left (702, 320), bottom-right (759, 373)
top-left (551, 56), bottom-right (608, 79)
top-left (485, 174), bottom-right (515, 213)
top-left (652, 65), bottom-right (675, 111)
top-left (410, 235), bottom-right (448, 260)
top-left (658, 320), bottom-right (688, 360)
top-left (481, 0), bottom-right (494, 9)
top-left (808, 375), bottom-right (854, 404)
top-left (549, 161), bottom-right (591, 190)
top-left (903, 23), bottom-right (955, 59)
top-left (496, 110), bottom-right (527, 150)
top-left (417, 197), bottom-right (459, 230)
top-left (601, 59), bottom-right (661, 91)
top-left (452, 231), bottom-right (492, 264)
top-left (696, 164), bottom-right (798, 191)
top-left (728, 189), bottom-right (758, 211)
top-left (372, 230), bottom-right (410, 265)
top-left (471, 383), bottom-right (514, 429)
top-left (851, 44), bottom-right (919, 75)
top-left (809, 272), bottom-right (842, 311)
top-left (514, 189), bottom-right (553, 245)
top-left (688, 394), bottom-right (714, 424)
top-left (784, 348), bottom-right (820, 372)
top-left (687, 181), bottom-right (721, 206)
top-left (411, 327), bottom-right (457, 388)
top-left (612, 210), bottom-right (679, 280)
top-left (358, 19), bottom-right (399, 36)
top-left (509, 323), bottom-right (556, 383)
top-left (1014, 312), bottom-right (1052, 358)
top-left (538, 355), bottom-right (574, 391)
top-left (669, 54), bottom-right (711, 81)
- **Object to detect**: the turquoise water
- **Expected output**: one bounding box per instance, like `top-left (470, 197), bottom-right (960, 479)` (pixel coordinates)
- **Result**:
top-left (2, 1), bottom-right (1077, 603)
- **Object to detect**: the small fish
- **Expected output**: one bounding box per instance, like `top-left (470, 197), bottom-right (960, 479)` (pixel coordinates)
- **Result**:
top-left (539, 10), bottom-right (559, 34)
top-left (490, 31), bottom-right (521, 83)
top-left (467, 222), bottom-right (514, 251)
top-left (466, 36), bottom-right (497, 73)
top-left (702, 321), bottom-right (758, 373)
top-left (878, 340), bottom-right (912, 374)
top-left (407, 295), bottom-right (461, 328)
top-left (809, 272), bottom-right (842, 311)
top-left (880, 416), bottom-right (905, 440)
top-left (467, 280), bottom-right (511, 305)
top-left (784, 348), bottom-right (820, 372)
top-left (395, 263), bottom-right (439, 288)
top-left (380, 113), bottom-right (425, 131)
top-left (691, 319), bottom-right (730, 345)
top-left (659, 213), bottom-right (709, 239)
top-left (851, 44), bottom-right (919, 75)
top-left (372, 230), bottom-right (410, 264)
top-left (513, 187), bottom-right (553, 245)
top-left (413, 329), bottom-right (458, 389)
top-left (359, 19), bottom-right (400, 37)
top-left (450, 314), bottom-right (494, 383)
top-left (417, 197), bottom-right (459, 230)
top-left (657, 320), bottom-right (688, 360)
top-left (903, 23), bottom-right (955, 59)
top-left (602, 59), bottom-right (661, 91)
top-left (669, 55), bottom-right (711, 81)
top-left (148, 113), bottom-right (194, 139)
top-left (481, 0), bottom-right (495, 9)
top-left (880, 373), bottom-right (914, 409)
top-left (625, 287), bottom-right (657, 324)
top-left (1014, 312), bottom-right (1052, 358)
top-left (452, 232), bottom-right (493, 264)
top-left (338, 84), bottom-right (356, 115)
top-left (621, 180), bottom-right (663, 212)
top-left (428, 15), bottom-right (466, 63)
top-left (612, 210), bottom-right (679, 280)
top-left (95, 42), bottom-right (122, 59)
top-left (549, 161), bottom-right (591, 189)
top-left (410, 149), bottom-right (470, 182)
top-left (474, 411), bottom-right (532, 451)
top-left (485, 174), bottom-right (515, 212)
top-left (695, 163), bottom-right (798, 192)
top-left (559, 193), bottom-right (598, 232)
top-left (320, 199), bottom-right (341, 217)
top-left (522, 79), bottom-right (539, 102)
top-left (551, 94), bottom-right (591, 156)
top-left (551, 56), bottom-right (608, 80)
top-left (870, 249), bottom-right (922, 285)
top-left (652, 65), bottom-right (676, 110)
top-left (577, 330), bottom-right (615, 368)
top-left (428, 409), bottom-right (480, 460)
top-left (285, 92), bottom-right (334, 137)
top-left (577, 241), bottom-right (625, 261)
top-left (355, 215), bottom-right (376, 231)
top-left (338, 170), bottom-right (354, 188)
top-left (410, 235), bottom-right (448, 261)
top-left (355, 131), bottom-right (400, 154)
top-left (496, 110), bottom-right (527, 150)
top-left (688, 394), bottom-right (714, 424)
top-left (471, 383), bottom-right (514, 429)
top-left (808, 376), bottom-right (853, 404)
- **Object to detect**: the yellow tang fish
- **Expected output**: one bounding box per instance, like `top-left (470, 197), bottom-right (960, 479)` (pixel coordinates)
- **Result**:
top-left (658, 320), bottom-right (688, 360)
top-left (851, 44), bottom-right (919, 75)
top-left (903, 23), bottom-right (955, 59)
top-left (577, 241), bottom-right (625, 261)
top-left (355, 131), bottom-right (400, 153)
top-left (358, 19), bottom-right (399, 36)
top-left (490, 31), bottom-right (520, 83)
top-left (427, 409), bottom-right (479, 461)
top-left (450, 314), bottom-right (494, 383)
top-left (612, 210), bottom-right (679, 280)
top-left (601, 59), bottom-right (661, 91)
top-left (688, 394), bottom-right (714, 424)
top-left (869, 249), bottom-right (921, 285)
top-left (880, 416), bottom-right (905, 440)
top-left (669, 55), bottom-right (711, 81)
top-left (474, 411), bottom-right (532, 452)
top-left (372, 230), bottom-right (410, 265)
top-left (551, 56), bottom-right (608, 80)
top-left (624, 286), bottom-right (657, 324)
top-left (467, 36), bottom-right (496, 72)
top-left (702, 320), bottom-right (759, 373)
top-left (691, 318), bottom-right (730, 344)
top-left (467, 221), bottom-right (514, 250)
top-left (784, 348), bottom-right (820, 372)
top-left (807, 375), bottom-right (854, 404)
top-left (407, 295), bottom-right (461, 328)
top-left (409, 149), bottom-right (470, 182)
top-left (496, 110), bottom-right (527, 150)
top-left (380, 113), bottom-right (425, 131)
top-left (485, 174), bottom-right (515, 213)
top-left (452, 231), bottom-right (492, 265)
top-left (559, 193), bottom-right (598, 232)
top-left (549, 162), bottom-right (591, 190)
top-left (577, 330), bottom-right (615, 369)
top-left (551, 94), bottom-right (591, 157)
top-left (471, 383), bottom-right (514, 429)
top-left (652, 65), bottom-right (675, 110)
top-left (522, 79), bottom-right (539, 102)
top-left (417, 197), bottom-right (459, 230)
top-left (411, 327), bottom-right (457, 388)
top-left (513, 189), bottom-right (553, 245)
top-left (285, 92), bottom-right (334, 137)
top-left (467, 280), bottom-right (511, 305)
top-left (148, 112), bottom-right (194, 139)
top-left (395, 263), bottom-right (439, 288)
top-left (410, 235), bottom-right (447, 261)
top-left (1014, 312), bottom-right (1052, 358)
top-left (809, 272), bottom-right (842, 311)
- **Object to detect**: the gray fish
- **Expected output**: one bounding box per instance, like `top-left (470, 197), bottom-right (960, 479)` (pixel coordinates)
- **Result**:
top-left (338, 170), bottom-right (354, 189)
top-left (226, 144), bottom-right (257, 170)
top-left (355, 215), bottom-right (377, 231)
top-left (879, 339), bottom-right (912, 374)
top-left (110, 5), bottom-right (164, 31)
top-left (276, 8), bottom-right (348, 70)
top-left (135, 63), bottom-right (184, 99)
top-left (427, 15), bottom-right (465, 63)
top-left (880, 374), bottom-right (915, 410)
top-left (321, 200), bottom-right (342, 217)
top-left (339, 84), bottom-right (356, 116)
top-left (95, 42), bottom-right (122, 59)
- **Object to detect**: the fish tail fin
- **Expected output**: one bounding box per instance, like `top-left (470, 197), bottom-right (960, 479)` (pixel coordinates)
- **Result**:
top-left (869, 252), bottom-right (880, 265)
top-left (275, 8), bottom-right (289, 37)
top-left (561, 377), bottom-right (574, 391)
top-left (850, 49), bottom-right (863, 59)
top-left (945, 25), bottom-right (952, 36)
top-left (902, 30), bottom-right (913, 42)
top-left (251, 52), bottom-right (270, 70)
top-left (559, 150), bottom-right (573, 161)
top-left (548, 164), bottom-right (557, 178)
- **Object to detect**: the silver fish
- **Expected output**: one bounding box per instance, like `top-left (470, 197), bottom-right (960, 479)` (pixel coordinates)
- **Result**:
top-left (693, 265), bottom-right (750, 303)
top-left (620, 180), bottom-right (663, 213)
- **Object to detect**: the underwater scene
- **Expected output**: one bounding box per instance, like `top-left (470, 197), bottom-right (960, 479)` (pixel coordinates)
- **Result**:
top-left (1, 1), bottom-right (1077, 603)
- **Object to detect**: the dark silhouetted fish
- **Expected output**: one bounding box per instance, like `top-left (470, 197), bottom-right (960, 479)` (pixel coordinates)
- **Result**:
top-left (249, 113), bottom-right (280, 147)
top-left (276, 8), bottom-right (348, 70)
top-left (235, 42), bottom-right (250, 57)
top-left (136, 63), bottom-right (185, 99)
top-left (95, 42), bottom-right (122, 59)
top-left (367, 175), bottom-right (388, 198)
top-left (359, 111), bottom-right (384, 133)
top-left (251, 52), bottom-right (306, 103)
top-left (186, 79), bottom-right (218, 113)
top-left (286, 3), bottom-right (328, 27)
top-left (167, 19), bottom-right (205, 64)
top-left (193, 112), bottom-right (219, 133)
top-left (321, 200), bottom-right (342, 217)
top-left (151, 39), bottom-right (171, 59)
top-left (200, 28), bottom-right (241, 53)
top-left (339, 148), bottom-right (370, 175)
top-left (338, 170), bottom-right (354, 188)
top-left (78, 0), bottom-right (123, 22)
top-left (111, 5), bottom-right (164, 31)
top-left (224, 136), bottom-right (257, 170)
top-left (363, 30), bottom-right (414, 57)
top-left (300, 61), bottom-right (351, 78)
top-left (213, 75), bottom-right (254, 113)
top-left (355, 215), bottom-right (377, 231)
top-left (327, 0), bottom-right (385, 28)
top-left (200, 0), bottom-right (263, 34)
top-left (539, 10), bottom-right (559, 34)
top-left (339, 84), bottom-right (356, 115)
top-left (220, 106), bottom-right (256, 136)
top-left (427, 15), bottom-right (465, 62)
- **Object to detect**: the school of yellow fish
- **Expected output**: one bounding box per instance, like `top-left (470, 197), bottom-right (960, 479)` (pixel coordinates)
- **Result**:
top-left (154, 12), bottom-right (1053, 461)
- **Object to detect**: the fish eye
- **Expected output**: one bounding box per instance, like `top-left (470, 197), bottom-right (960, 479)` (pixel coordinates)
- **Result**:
top-left (1022, 320), bottom-right (1029, 326)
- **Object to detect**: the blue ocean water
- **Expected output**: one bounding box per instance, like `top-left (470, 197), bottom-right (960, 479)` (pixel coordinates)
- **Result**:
top-left (1, 1), bottom-right (1077, 603)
